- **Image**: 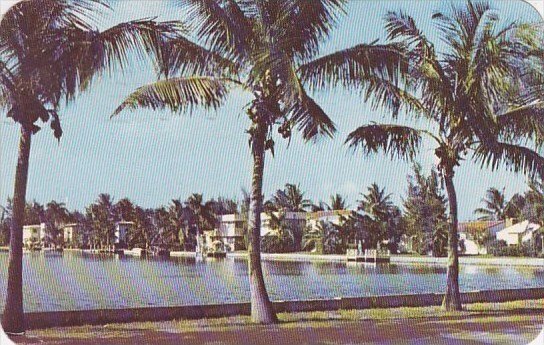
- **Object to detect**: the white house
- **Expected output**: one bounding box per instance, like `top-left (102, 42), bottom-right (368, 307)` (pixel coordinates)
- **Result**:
top-left (22, 223), bottom-right (46, 247)
top-left (305, 210), bottom-right (353, 232)
top-left (61, 223), bottom-right (81, 248)
top-left (213, 214), bottom-right (246, 251)
top-left (459, 232), bottom-right (487, 255)
top-left (115, 221), bottom-right (134, 248)
top-left (496, 220), bottom-right (541, 246)
top-left (261, 211), bottom-right (307, 236)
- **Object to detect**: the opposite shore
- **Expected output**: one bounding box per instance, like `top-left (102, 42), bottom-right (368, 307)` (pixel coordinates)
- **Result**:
top-left (3, 247), bottom-right (541, 267)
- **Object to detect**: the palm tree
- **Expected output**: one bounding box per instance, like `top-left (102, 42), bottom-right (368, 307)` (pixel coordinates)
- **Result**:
top-left (0, 0), bottom-right (178, 333)
top-left (168, 199), bottom-right (191, 250)
top-left (185, 193), bottom-right (217, 233)
top-left (403, 164), bottom-right (449, 256)
top-left (475, 188), bottom-right (507, 220)
top-left (358, 184), bottom-right (394, 222)
top-left (115, 198), bottom-right (137, 222)
top-left (113, 0), bottom-right (405, 324)
top-left (328, 194), bottom-right (348, 210)
top-left (87, 194), bottom-right (116, 248)
top-left (358, 183), bottom-right (398, 248)
top-left (346, 2), bottom-right (544, 310)
top-left (267, 183), bottom-right (311, 212)
top-left (312, 193), bottom-right (348, 211)
top-left (524, 179), bottom-right (544, 224)
top-left (44, 201), bottom-right (70, 247)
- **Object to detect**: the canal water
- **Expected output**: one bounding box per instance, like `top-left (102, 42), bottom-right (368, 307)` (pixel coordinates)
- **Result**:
top-left (0, 252), bottom-right (543, 312)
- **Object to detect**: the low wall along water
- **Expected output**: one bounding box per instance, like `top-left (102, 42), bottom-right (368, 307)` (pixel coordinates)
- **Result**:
top-left (19, 287), bottom-right (544, 329)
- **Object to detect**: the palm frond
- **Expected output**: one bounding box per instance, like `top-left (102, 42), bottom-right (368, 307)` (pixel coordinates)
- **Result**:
top-left (113, 77), bottom-right (234, 116)
top-left (52, 19), bottom-right (181, 102)
top-left (497, 101), bottom-right (544, 146)
top-left (159, 36), bottom-right (238, 78)
top-left (473, 141), bottom-right (544, 179)
top-left (298, 42), bottom-right (408, 90)
top-left (288, 87), bottom-right (336, 141)
top-left (279, 0), bottom-right (347, 59)
top-left (178, 0), bottom-right (251, 59)
top-left (346, 124), bottom-right (423, 160)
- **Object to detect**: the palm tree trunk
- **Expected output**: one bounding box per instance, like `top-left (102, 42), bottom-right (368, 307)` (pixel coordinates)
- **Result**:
top-left (2, 127), bottom-right (32, 334)
top-left (442, 171), bottom-right (462, 311)
top-left (247, 124), bottom-right (277, 324)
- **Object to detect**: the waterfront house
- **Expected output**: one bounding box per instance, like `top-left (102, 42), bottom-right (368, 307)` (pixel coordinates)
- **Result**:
top-left (305, 210), bottom-right (353, 231)
top-left (22, 223), bottom-right (46, 248)
top-left (61, 223), bottom-right (82, 248)
top-left (261, 211), bottom-right (307, 236)
top-left (457, 220), bottom-right (510, 254)
top-left (214, 214), bottom-right (246, 251)
top-left (114, 221), bottom-right (134, 249)
top-left (496, 220), bottom-right (541, 246)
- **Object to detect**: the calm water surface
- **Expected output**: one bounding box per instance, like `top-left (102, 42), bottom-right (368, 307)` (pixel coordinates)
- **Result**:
top-left (0, 252), bottom-right (542, 312)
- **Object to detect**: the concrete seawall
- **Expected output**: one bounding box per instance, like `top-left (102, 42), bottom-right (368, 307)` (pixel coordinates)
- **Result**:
top-left (222, 252), bottom-right (544, 266)
top-left (20, 287), bottom-right (544, 329)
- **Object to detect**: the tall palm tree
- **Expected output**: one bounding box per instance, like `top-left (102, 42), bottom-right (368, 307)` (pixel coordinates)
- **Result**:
top-left (44, 201), bottom-right (70, 247)
top-left (113, 0), bottom-right (405, 323)
top-left (267, 183), bottom-right (311, 212)
top-left (524, 179), bottom-right (544, 224)
top-left (328, 194), bottom-right (348, 210)
top-left (0, 0), bottom-right (177, 332)
top-left (312, 193), bottom-right (348, 211)
top-left (185, 193), bottom-right (217, 233)
top-left (474, 187), bottom-right (507, 220)
top-left (346, 2), bottom-right (544, 310)
top-left (358, 183), bottom-right (394, 222)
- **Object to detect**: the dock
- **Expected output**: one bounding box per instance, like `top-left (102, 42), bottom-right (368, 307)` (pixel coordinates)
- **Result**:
top-left (346, 249), bottom-right (390, 263)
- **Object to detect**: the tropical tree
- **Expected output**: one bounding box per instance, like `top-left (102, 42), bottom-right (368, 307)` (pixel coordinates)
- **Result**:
top-left (261, 212), bottom-right (295, 253)
top-left (266, 183), bottom-right (311, 212)
top-left (115, 198), bottom-right (137, 222)
top-left (403, 165), bottom-right (449, 256)
top-left (346, 2), bottom-right (544, 310)
top-left (128, 207), bottom-right (155, 249)
top-left (474, 187), bottom-right (508, 221)
top-left (23, 201), bottom-right (45, 225)
top-left (86, 194), bottom-right (116, 249)
top-left (312, 193), bottom-right (348, 211)
top-left (168, 198), bottom-right (194, 250)
top-left (43, 201), bottom-right (70, 247)
top-left (113, 0), bottom-right (405, 323)
top-left (358, 183), bottom-right (401, 248)
top-left (524, 179), bottom-right (544, 224)
top-left (0, 0), bottom-right (179, 333)
top-left (185, 193), bottom-right (217, 233)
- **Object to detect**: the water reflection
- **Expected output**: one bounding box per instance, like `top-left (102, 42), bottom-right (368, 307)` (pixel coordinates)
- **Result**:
top-left (0, 252), bottom-right (542, 312)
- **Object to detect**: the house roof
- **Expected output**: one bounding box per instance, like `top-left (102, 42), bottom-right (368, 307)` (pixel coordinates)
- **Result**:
top-left (498, 220), bottom-right (541, 234)
top-left (458, 220), bottom-right (505, 233)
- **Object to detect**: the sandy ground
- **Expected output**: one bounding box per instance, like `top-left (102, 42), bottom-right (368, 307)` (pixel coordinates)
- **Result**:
top-left (7, 300), bottom-right (544, 345)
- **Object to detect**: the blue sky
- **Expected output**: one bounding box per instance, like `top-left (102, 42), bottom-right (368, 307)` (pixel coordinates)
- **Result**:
top-left (0, 0), bottom-right (542, 221)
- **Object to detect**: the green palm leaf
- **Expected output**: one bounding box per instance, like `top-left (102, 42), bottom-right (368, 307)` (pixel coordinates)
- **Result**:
top-left (346, 124), bottom-right (423, 160)
top-left (473, 141), bottom-right (544, 179)
top-left (497, 102), bottom-right (544, 146)
top-left (159, 36), bottom-right (238, 77)
top-left (288, 87), bottom-right (336, 141)
top-left (279, 0), bottom-right (347, 59)
top-left (179, 0), bottom-right (251, 58)
top-left (113, 77), bottom-right (233, 116)
top-left (298, 42), bottom-right (408, 89)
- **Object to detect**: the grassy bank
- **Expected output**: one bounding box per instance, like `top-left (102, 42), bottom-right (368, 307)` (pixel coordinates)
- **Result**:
top-left (13, 298), bottom-right (543, 345)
